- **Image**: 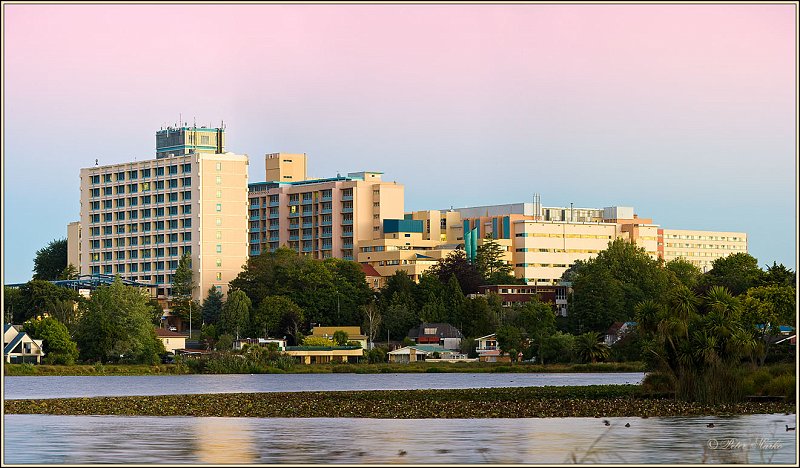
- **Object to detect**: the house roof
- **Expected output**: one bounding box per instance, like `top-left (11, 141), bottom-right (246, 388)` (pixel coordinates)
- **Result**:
top-left (476, 334), bottom-right (496, 341)
top-left (3, 331), bottom-right (44, 356)
top-left (154, 328), bottom-right (188, 338)
top-left (388, 344), bottom-right (450, 355)
top-left (360, 263), bottom-right (381, 277)
top-left (407, 323), bottom-right (463, 339)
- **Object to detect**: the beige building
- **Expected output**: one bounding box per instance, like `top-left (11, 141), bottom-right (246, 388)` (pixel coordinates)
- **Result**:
top-left (248, 156), bottom-right (404, 261)
top-left (69, 126), bottom-right (249, 300)
top-left (659, 228), bottom-right (748, 271)
top-left (358, 215), bottom-right (512, 283)
top-left (155, 328), bottom-right (187, 353)
top-left (265, 153), bottom-right (307, 182)
top-left (67, 221), bottom-right (81, 269)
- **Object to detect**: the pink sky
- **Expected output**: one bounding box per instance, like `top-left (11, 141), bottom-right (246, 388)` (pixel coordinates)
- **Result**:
top-left (3, 3), bottom-right (797, 281)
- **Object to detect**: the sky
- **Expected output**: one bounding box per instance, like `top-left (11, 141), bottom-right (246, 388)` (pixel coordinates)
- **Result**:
top-left (2, 3), bottom-right (797, 284)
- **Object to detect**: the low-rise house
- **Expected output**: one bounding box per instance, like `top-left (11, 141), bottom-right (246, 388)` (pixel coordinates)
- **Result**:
top-left (475, 333), bottom-right (510, 363)
top-left (233, 337), bottom-right (287, 351)
top-left (310, 326), bottom-right (367, 349)
top-left (389, 344), bottom-right (471, 363)
top-left (154, 328), bottom-right (188, 354)
top-left (407, 323), bottom-right (463, 350)
top-left (605, 322), bottom-right (636, 346)
top-left (284, 345), bottom-right (363, 364)
top-left (360, 263), bottom-right (385, 291)
top-left (4, 324), bottom-right (45, 364)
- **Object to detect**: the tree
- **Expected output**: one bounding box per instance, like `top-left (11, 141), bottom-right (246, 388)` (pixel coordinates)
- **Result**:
top-left (201, 286), bottom-right (224, 325)
top-left (427, 248), bottom-right (484, 294)
top-left (33, 238), bottom-right (68, 281)
top-left (636, 286), bottom-right (759, 403)
top-left (362, 301), bottom-right (382, 348)
top-left (513, 298), bottom-right (556, 364)
top-left (171, 253), bottom-right (196, 329)
top-left (475, 236), bottom-right (513, 280)
top-left (569, 239), bottom-right (671, 333)
top-left (559, 260), bottom-right (586, 283)
top-left (74, 277), bottom-right (165, 364)
top-left (574, 332), bottom-right (610, 363)
top-left (332, 330), bottom-right (349, 346)
top-left (382, 293), bottom-right (418, 341)
top-left (541, 331), bottom-right (576, 364)
top-left (699, 253), bottom-right (764, 296)
top-left (251, 295), bottom-right (304, 341)
top-left (148, 299), bottom-right (164, 326)
top-left (59, 263), bottom-right (79, 280)
top-left (23, 317), bottom-right (79, 365)
top-left (219, 290), bottom-right (251, 340)
top-left (496, 325), bottom-right (525, 363)
top-left (460, 296), bottom-right (499, 338)
top-left (442, 275), bottom-right (466, 327)
top-left (759, 262), bottom-right (796, 288)
top-left (4, 287), bottom-right (22, 323)
top-left (15, 280), bottom-right (81, 324)
top-left (216, 334), bottom-right (234, 352)
top-left (741, 284), bottom-right (796, 365)
top-left (665, 258), bottom-right (702, 291)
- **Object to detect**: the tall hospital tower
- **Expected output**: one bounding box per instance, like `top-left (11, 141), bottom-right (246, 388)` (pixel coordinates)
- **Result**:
top-left (67, 125), bottom-right (249, 301)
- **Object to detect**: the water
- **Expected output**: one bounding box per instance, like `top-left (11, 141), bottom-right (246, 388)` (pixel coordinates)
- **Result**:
top-left (3, 372), bottom-right (645, 400)
top-left (4, 413), bottom-right (796, 464)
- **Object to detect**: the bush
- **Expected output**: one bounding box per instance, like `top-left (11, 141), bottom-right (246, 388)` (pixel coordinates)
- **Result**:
top-left (641, 372), bottom-right (674, 394)
top-left (763, 374), bottom-right (795, 399)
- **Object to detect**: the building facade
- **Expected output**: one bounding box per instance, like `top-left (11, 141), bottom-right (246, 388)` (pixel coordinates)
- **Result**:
top-left (248, 157), bottom-right (404, 260)
top-left (658, 228), bottom-right (748, 270)
top-left (70, 127), bottom-right (249, 300)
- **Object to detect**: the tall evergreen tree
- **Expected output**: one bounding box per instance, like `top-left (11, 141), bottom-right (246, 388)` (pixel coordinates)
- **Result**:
top-left (220, 290), bottom-right (251, 339)
top-left (201, 286), bottom-right (224, 325)
top-left (33, 238), bottom-right (68, 281)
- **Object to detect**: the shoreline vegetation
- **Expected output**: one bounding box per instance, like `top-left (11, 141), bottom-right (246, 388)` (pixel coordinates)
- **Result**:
top-left (4, 386), bottom-right (791, 418)
top-left (3, 361), bottom-right (646, 376)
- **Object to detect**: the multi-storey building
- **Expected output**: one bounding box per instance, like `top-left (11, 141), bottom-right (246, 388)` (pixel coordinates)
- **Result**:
top-left (658, 228), bottom-right (748, 271)
top-left (248, 155), bottom-right (404, 260)
top-left (68, 126), bottom-right (249, 300)
top-left (357, 213), bottom-right (512, 283)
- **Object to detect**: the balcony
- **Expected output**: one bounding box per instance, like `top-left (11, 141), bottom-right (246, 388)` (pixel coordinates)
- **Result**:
top-left (302, 246), bottom-right (314, 252)
top-left (288, 212), bottom-right (300, 218)
top-left (269, 213), bottom-right (279, 219)
top-left (342, 207), bottom-right (353, 214)
top-left (320, 208), bottom-right (332, 215)
top-left (289, 223), bottom-right (300, 229)
top-left (289, 200), bottom-right (300, 206)
top-left (321, 195), bottom-right (332, 202)
top-left (321, 232), bottom-right (332, 238)
top-left (342, 219), bottom-right (353, 226)
top-left (249, 204), bottom-right (260, 210)
top-left (269, 236), bottom-right (280, 241)
top-left (342, 255), bottom-right (353, 261)
top-left (320, 220), bottom-right (332, 226)
top-left (302, 198), bottom-right (313, 205)
top-left (269, 200), bottom-right (280, 207)
top-left (341, 195), bottom-right (353, 201)
top-left (302, 234), bottom-right (313, 240)
top-left (250, 214), bottom-right (261, 221)
top-left (341, 231), bottom-right (353, 238)
top-left (289, 235), bottom-right (300, 241)
top-left (321, 244), bottom-right (332, 250)
top-left (269, 224), bottom-right (280, 231)
top-left (249, 227), bottom-right (261, 233)
top-left (343, 243), bottom-right (353, 249)
top-left (302, 222), bottom-right (314, 228)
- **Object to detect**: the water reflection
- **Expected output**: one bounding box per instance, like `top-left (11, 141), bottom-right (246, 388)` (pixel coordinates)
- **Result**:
top-left (4, 413), bottom-right (796, 464)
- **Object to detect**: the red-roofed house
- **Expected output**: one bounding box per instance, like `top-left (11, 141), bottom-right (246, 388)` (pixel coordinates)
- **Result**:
top-left (361, 263), bottom-right (384, 290)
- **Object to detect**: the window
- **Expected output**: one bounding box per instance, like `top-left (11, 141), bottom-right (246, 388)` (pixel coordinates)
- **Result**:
top-left (216, 162), bottom-right (222, 171)
top-left (168, 165), bottom-right (178, 175)
top-left (216, 176), bottom-right (222, 185)
top-left (168, 179), bottom-right (178, 189)
top-left (216, 190), bottom-right (222, 198)
top-left (216, 272), bottom-right (222, 281)
top-left (216, 218), bottom-right (221, 226)
top-left (91, 188), bottom-right (100, 197)
top-left (216, 203), bottom-right (222, 212)
top-left (168, 193), bottom-right (178, 202)
top-left (91, 175), bottom-right (100, 184)
top-left (155, 180), bottom-right (164, 190)
top-left (182, 232), bottom-right (192, 242)
top-left (216, 231), bottom-right (222, 240)
top-left (216, 258), bottom-right (222, 267)
top-left (182, 177), bottom-right (191, 187)
top-left (182, 205), bottom-right (191, 214)
top-left (216, 244), bottom-right (222, 253)
top-left (182, 163), bottom-right (192, 173)
top-left (182, 218), bottom-right (191, 228)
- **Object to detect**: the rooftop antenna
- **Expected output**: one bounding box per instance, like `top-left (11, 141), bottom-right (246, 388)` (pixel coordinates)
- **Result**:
top-left (179, 113), bottom-right (182, 128)
top-left (95, 159), bottom-right (98, 166)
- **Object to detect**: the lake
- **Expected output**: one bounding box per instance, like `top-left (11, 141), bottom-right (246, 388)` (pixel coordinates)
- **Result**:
top-left (3, 372), bottom-right (645, 400)
top-left (4, 413), bottom-right (796, 464)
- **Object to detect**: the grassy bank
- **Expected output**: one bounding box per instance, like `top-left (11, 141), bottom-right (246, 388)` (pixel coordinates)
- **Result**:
top-left (4, 360), bottom-right (646, 376)
top-left (4, 385), bottom-right (790, 418)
